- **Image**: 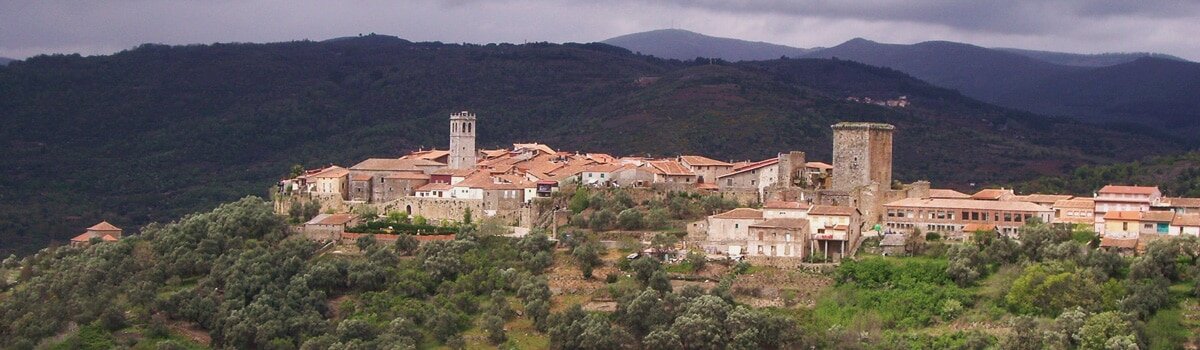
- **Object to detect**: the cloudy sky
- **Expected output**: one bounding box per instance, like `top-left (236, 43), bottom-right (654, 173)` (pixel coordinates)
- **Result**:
top-left (2, 0), bottom-right (1199, 60)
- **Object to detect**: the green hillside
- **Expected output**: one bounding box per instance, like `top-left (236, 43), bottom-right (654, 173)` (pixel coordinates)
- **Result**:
top-left (0, 35), bottom-right (1185, 254)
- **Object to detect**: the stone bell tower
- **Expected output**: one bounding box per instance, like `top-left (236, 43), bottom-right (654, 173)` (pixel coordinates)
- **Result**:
top-left (449, 111), bottom-right (477, 169)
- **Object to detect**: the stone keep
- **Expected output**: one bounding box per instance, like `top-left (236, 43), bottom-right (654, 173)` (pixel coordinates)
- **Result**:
top-left (831, 122), bottom-right (894, 192)
top-left (449, 111), bottom-right (477, 169)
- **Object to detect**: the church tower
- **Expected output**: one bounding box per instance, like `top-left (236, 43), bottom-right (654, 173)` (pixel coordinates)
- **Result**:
top-left (449, 111), bottom-right (477, 169)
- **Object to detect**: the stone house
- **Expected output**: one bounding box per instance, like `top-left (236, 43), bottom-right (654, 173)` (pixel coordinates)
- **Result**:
top-left (648, 160), bottom-right (697, 184)
top-left (702, 208), bottom-right (763, 256)
top-left (349, 158), bottom-right (445, 203)
top-left (580, 163), bottom-right (622, 186)
top-left (610, 164), bottom-right (656, 187)
top-left (70, 221), bottom-right (122, 247)
top-left (378, 172), bottom-right (430, 203)
top-left (307, 166), bottom-right (350, 201)
top-left (716, 158), bottom-right (778, 199)
top-left (747, 218), bottom-right (809, 259)
top-left (679, 155), bottom-right (733, 184)
top-left (303, 213), bottom-right (359, 241)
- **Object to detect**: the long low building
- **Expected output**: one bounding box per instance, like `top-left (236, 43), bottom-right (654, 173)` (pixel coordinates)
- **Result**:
top-left (883, 197), bottom-right (1054, 237)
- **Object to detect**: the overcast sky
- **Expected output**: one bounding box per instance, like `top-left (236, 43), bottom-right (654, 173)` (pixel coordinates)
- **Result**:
top-left (2, 0), bottom-right (1198, 60)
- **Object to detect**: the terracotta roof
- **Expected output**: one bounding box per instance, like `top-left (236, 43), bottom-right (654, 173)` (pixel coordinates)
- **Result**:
top-left (809, 205), bottom-right (856, 216)
top-left (101, 234), bottom-right (118, 242)
top-left (1164, 197), bottom-right (1200, 208)
top-left (962, 223), bottom-right (997, 232)
top-left (1098, 185), bottom-right (1160, 195)
top-left (306, 213), bottom-right (356, 226)
top-left (350, 158), bottom-right (440, 171)
top-left (1100, 237), bottom-right (1138, 249)
top-left (416, 183), bottom-right (453, 191)
top-left (480, 149), bottom-right (509, 158)
top-left (1173, 214), bottom-right (1200, 227)
top-left (805, 161), bottom-right (833, 170)
top-left (718, 158), bottom-right (778, 178)
top-left (885, 198), bottom-right (1052, 212)
top-left (406, 149), bottom-right (450, 160)
top-left (1141, 211), bottom-right (1175, 222)
top-left (1014, 194), bottom-right (1074, 203)
top-left (1103, 211), bottom-right (1142, 221)
top-left (749, 218), bottom-right (809, 229)
top-left (454, 173), bottom-right (528, 190)
top-left (385, 172), bottom-right (431, 180)
top-left (696, 183), bottom-right (719, 191)
top-left (763, 201), bottom-right (809, 209)
top-left (583, 163), bottom-right (623, 173)
top-left (679, 155), bottom-right (732, 167)
top-left (309, 166), bottom-right (350, 179)
top-left (711, 208), bottom-right (763, 220)
top-left (831, 225), bottom-right (849, 231)
top-left (350, 173), bottom-right (373, 181)
top-left (431, 168), bottom-right (477, 177)
top-left (512, 143), bottom-right (556, 155)
top-left (971, 189), bottom-right (1014, 200)
top-left (70, 232), bottom-right (94, 242)
top-left (1054, 198), bottom-right (1095, 209)
top-left (88, 221), bottom-right (121, 231)
top-left (929, 189), bottom-right (971, 199)
top-left (585, 153), bottom-right (617, 163)
top-left (648, 160), bottom-right (695, 176)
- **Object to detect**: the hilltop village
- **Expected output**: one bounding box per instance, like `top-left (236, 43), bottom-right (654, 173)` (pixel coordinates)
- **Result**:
top-left (258, 111), bottom-right (1200, 263)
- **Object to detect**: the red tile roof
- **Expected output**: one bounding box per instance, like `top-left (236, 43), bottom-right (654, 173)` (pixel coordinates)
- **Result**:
top-left (308, 166), bottom-right (350, 179)
top-left (962, 223), bottom-right (997, 232)
top-left (1053, 198), bottom-right (1095, 209)
top-left (88, 221), bottom-right (121, 231)
top-left (749, 218), bottom-right (809, 229)
top-left (1098, 185), bottom-right (1160, 195)
top-left (809, 205), bottom-right (856, 216)
top-left (1140, 211), bottom-right (1175, 222)
top-left (649, 160), bottom-right (695, 176)
top-left (351, 158), bottom-right (441, 171)
top-left (1173, 214), bottom-right (1200, 227)
top-left (763, 201), bottom-right (809, 209)
top-left (1103, 211), bottom-right (1142, 221)
top-left (416, 183), bottom-right (453, 191)
top-left (971, 188), bottom-right (1014, 200)
top-left (1100, 237), bottom-right (1138, 249)
top-left (718, 158), bottom-right (778, 178)
top-left (711, 208), bottom-right (763, 220)
top-left (804, 161), bottom-right (833, 170)
top-left (929, 189), bottom-right (971, 199)
top-left (70, 232), bottom-right (94, 242)
top-left (350, 173), bottom-right (373, 181)
top-left (385, 172), bottom-right (431, 180)
top-left (1164, 197), bottom-right (1200, 208)
top-left (307, 213), bottom-right (356, 226)
top-left (679, 155), bottom-right (732, 167)
top-left (885, 198), bottom-right (1051, 212)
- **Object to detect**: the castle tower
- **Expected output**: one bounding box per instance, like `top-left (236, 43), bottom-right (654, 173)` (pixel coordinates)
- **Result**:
top-left (449, 111), bottom-right (477, 169)
top-left (831, 122), bottom-right (894, 192)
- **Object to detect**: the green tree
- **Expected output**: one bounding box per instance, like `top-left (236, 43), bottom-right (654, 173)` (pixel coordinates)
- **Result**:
top-left (617, 209), bottom-right (644, 230)
top-left (568, 188), bottom-right (590, 214)
top-left (1078, 311), bottom-right (1134, 350)
top-left (590, 209), bottom-right (616, 231)
top-left (572, 240), bottom-right (605, 279)
top-left (482, 315), bottom-right (507, 345)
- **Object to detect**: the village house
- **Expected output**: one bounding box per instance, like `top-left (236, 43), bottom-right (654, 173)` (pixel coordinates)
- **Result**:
top-left (747, 219), bottom-right (809, 259)
top-left (303, 213), bottom-right (359, 241)
top-left (70, 221), bottom-right (122, 247)
top-left (1052, 198), bottom-right (1095, 225)
top-left (883, 198), bottom-right (1054, 238)
top-left (679, 155), bottom-right (734, 184)
top-left (971, 188), bottom-right (1016, 201)
top-left (1094, 185), bottom-right (1162, 233)
top-left (716, 158), bottom-right (778, 199)
top-left (610, 164), bottom-right (657, 187)
top-left (648, 160), bottom-right (698, 184)
top-left (348, 158), bottom-right (444, 203)
top-left (579, 163), bottom-right (623, 186)
top-left (1171, 214), bottom-right (1200, 236)
top-left (808, 205), bottom-right (860, 261)
top-left (1157, 197), bottom-right (1200, 214)
top-left (762, 201), bottom-right (810, 219)
top-left (701, 208), bottom-right (764, 256)
top-left (1139, 211), bottom-right (1176, 236)
top-left (928, 189), bottom-right (972, 199)
top-left (1102, 211), bottom-right (1143, 239)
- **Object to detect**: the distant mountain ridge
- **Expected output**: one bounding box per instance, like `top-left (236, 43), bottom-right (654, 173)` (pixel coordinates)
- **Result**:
top-left (602, 30), bottom-right (1200, 138)
top-left (0, 57), bottom-right (13, 66)
top-left (602, 29), bottom-right (819, 61)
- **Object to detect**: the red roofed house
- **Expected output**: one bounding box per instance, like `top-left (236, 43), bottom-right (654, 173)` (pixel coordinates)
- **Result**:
top-left (762, 201), bottom-right (811, 219)
top-left (1094, 185), bottom-right (1162, 234)
top-left (304, 213), bottom-right (360, 241)
top-left (716, 158), bottom-right (778, 199)
top-left (679, 155), bottom-right (733, 184)
top-left (648, 160), bottom-right (697, 184)
top-left (1171, 214), bottom-right (1200, 236)
top-left (70, 221), bottom-right (122, 247)
top-left (748, 218), bottom-right (810, 261)
top-left (703, 208), bottom-right (764, 255)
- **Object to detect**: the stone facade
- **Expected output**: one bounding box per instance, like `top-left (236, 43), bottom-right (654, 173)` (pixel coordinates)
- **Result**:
top-left (382, 197), bottom-right (487, 225)
top-left (449, 111), bottom-right (477, 169)
top-left (831, 122), bottom-right (894, 192)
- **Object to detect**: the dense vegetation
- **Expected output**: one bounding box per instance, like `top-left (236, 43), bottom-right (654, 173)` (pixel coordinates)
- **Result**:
top-left (1017, 151), bottom-right (1200, 197)
top-left (0, 35), bottom-right (1184, 255)
top-left (797, 222), bottom-right (1200, 349)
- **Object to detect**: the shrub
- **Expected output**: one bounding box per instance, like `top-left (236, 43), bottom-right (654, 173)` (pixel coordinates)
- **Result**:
top-left (616, 209), bottom-right (644, 230)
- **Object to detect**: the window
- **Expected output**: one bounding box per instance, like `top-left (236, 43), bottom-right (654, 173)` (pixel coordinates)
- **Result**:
top-left (726, 179), bottom-right (733, 186)
top-left (735, 224), bottom-right (739, 228)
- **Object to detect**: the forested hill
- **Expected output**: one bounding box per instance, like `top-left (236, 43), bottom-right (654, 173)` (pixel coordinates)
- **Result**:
top-left (0, 35), bottom-right (1185, 254)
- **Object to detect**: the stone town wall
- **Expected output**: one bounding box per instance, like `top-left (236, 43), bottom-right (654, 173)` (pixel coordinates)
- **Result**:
top-left (380, 197), bottom-right (487, 225)
top-left (744, 256), bottom-right (806, 268)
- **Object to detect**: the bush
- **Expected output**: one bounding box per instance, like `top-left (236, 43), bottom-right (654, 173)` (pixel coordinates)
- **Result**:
top-left (590, 209), bottom-right (616, 231)
top-left (645, 208), bottom-right (669, 230)
top-left (616, 209), bottom-right (644, 230)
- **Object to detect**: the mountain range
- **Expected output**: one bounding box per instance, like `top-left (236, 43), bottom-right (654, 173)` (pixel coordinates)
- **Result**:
top-left (603, 30), bottom-right (1200, 138)
top-left (0, 57), bottom-right (13, 66)
top-left (0, 35), bottom-right (1186, 254)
